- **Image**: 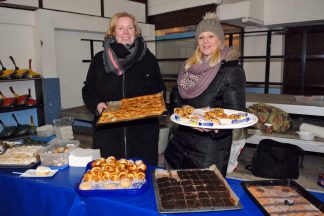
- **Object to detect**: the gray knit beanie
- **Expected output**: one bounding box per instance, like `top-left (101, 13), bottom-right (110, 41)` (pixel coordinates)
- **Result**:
top-left (196, 12), bottom-right (224, 43)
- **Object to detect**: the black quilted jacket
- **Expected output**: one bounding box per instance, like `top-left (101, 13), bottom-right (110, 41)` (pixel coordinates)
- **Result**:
top-left (82, 49), bottom-right (165, 165)
top-left (165, 56), bottom-right (246, 176)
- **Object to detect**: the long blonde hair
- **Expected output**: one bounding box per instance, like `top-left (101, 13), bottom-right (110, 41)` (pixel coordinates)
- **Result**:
top-left (184, 46), bottom-right (222, 70)
top-left (105, 12), bottom-right (142, 37)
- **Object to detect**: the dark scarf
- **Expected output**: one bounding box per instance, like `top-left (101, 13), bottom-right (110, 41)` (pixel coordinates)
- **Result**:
top-left (178, 48), bottom-right (227, 99)
top-left (103, 36), bottom-right (147, 76)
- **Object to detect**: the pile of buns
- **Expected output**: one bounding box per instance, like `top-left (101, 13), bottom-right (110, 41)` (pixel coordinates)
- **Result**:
top-left (79, 156), bottom-right (147, 190)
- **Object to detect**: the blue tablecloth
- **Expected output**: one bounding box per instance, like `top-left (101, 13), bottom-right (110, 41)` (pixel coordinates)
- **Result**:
top-left (0, 166), bottom-right (323, 216)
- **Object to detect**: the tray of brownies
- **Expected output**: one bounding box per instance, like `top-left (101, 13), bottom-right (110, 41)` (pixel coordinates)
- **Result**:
top-left (152, 165), bottom-right (242, 213)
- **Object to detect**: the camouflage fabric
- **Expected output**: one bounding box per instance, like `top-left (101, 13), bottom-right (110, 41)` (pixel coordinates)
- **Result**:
top-left (247, 103), bottom-right (291, 133)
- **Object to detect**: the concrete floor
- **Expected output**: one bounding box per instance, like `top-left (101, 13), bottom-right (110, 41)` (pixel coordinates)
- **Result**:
top-left (74, 127), bottom-right (324, 192)
top-left (226, 145), bottom-right (324, 192)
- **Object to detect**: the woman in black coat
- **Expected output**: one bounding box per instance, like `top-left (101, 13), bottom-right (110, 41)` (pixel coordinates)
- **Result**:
top-left (164, 12), bottom-right (246, 176)
top-left (82, 12), bottom-right (165, 165)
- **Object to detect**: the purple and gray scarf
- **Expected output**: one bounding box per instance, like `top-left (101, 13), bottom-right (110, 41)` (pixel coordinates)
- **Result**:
top-left (178, 49), bottom-right (227, 99)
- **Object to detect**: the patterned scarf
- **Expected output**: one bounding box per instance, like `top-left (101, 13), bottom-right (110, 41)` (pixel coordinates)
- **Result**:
top-left (178, 49), bottom-right (227, 99)
top-left (103, 36), bottom-right (147, 76)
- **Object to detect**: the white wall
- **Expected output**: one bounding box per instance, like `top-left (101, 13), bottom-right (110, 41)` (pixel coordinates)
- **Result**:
top-left (264, 0), bottom-right (324, 26)
top-left (55, 30), bottom-right (103, 109)
top-left (104, 0), bottom-right (146, 22)
top-left (148, 0), bottom-right (222, 16)
top-left (43, 0), bottom-right (101, 16)
top-left (0, 1), bottom-right (155, 109)
top-left (2, 0), bottom-right (38, 7)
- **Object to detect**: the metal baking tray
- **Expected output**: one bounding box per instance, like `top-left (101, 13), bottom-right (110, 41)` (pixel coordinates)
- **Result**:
top-left (152, 168), bottom-right (242, 214)
top-left (96, 92), bottom-right (166, 126)
top-left (241, 179), bottom-right (324, 215)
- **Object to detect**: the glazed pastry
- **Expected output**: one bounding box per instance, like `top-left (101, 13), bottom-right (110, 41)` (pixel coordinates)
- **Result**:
top-left (118, 171), bottom-right (128, 180)
top-left (103, 165), bottom-right (115, 172)
top-left (136, 163), bottom-right (147, 172)
top-left (91, 166), bottom-right (102, 177)
top-left (135, 171), bottom-right (145, 180)
top-left (35, 166), bottom-right (51, 176)
top-left (127, 163), bottom-right (137, 171)
top-left (79, 182), bottom-right (92, 190)
top-left (127, 172), bottom-right (136, 181)
top-left (92, 175), bottom-right (102, 183)
top-left (110, 173), bottom-right (119, 181)
top-left (119, 178), bottom-right (132, 188)
top-left (82, 171), bottom-right (93, 182)
top-left (104, 183), bottom-right (117, 190)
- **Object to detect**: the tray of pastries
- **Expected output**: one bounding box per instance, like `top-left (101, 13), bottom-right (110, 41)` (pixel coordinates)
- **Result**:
top-left (97, 92), bottom-right (166, 125)
top-left (0, 142), bottom-right (45, 168)
top-left (170, 105), bottom-right (258, 129)
top-left (152, 165), bottom-right (242, 213)
top-left (241, 180), bottom-right (324, 216)
top-left (75, 156), bottom-right (148, 196)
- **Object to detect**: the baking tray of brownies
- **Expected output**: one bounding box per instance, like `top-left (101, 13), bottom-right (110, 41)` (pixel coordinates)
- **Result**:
top-left (241, 179), bottom-right (324, 216)
top-left (152, 165), bottom-right (242, 213)
top-left (96, 92), bottom-right (166, 125)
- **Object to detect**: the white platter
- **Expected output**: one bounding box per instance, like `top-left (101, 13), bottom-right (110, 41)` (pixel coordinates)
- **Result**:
top-left (18, 169), bottom-right (58, 178)
top-left (170, 108), bottom-right (258, 129)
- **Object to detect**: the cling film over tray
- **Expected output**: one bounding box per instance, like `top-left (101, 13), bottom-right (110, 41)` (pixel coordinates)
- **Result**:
top-left (97, 92), bottom-right (166, 125)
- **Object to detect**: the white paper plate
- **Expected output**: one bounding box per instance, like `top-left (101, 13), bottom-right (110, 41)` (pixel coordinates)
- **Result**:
top-left (170, 108), bottom-right (258, 129)
top-left (19, 169), bottom-right (58, 177)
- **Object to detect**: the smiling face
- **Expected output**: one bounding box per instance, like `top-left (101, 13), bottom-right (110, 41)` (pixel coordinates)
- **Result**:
top-left (197, 31), bottom-right (221, 57)
top-left (114, 16), bottom-right (136, 45)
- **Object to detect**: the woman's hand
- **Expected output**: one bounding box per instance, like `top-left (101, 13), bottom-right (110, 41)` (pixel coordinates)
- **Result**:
top-left (97, 102), bottom-right (107, 114)
top-left (193, 127), bottom-right (219, 133)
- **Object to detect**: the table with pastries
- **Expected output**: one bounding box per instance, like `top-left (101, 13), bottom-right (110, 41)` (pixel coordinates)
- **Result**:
top-left (0, 165), bottom-right (323, 216)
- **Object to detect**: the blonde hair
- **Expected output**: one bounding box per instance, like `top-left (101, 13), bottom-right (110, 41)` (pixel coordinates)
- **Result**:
top-left (184, 46), bottom-right (222, 70)
top-left (105, 12), bottom-right (142, 37)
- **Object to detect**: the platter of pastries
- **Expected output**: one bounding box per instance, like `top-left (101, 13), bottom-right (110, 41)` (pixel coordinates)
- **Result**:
top-left (97, 92), bottom-right (166, 125)
top-left (76, 156), bottom-right (148, 196)
top-left (242, 180), bottom-right (324, 216)
top-left (170, 105), bottom-right (258, 129)
top-left (0, 144), bottom-right (44, 168)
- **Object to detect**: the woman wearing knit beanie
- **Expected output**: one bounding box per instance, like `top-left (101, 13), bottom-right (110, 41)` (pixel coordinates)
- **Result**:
top-left (164, 12), bottom-right (246, 177)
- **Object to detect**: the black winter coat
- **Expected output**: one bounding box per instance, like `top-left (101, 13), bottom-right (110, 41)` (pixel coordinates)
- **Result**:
top-left (164, 58), bottom-right (246, 176)
top-left (82, 49), bottom-right (165, 165)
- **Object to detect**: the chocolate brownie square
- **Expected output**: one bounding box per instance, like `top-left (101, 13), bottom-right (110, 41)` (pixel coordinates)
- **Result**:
top-left (201, 198), bottom-right (212, 207)
top-left (160, 193), bottom-right (174, 202)
top-left (180, 179), bottom-right (192, 186)
top-left (195, 185), bottom-right (206, 191)
top-left (198, 191), bottom-right (209, 199)
top-left (185, 192), bottom-right (198, 199)
top-left (161, 200), bottom-right (176, 209)
top-left (183, 185), bottom-right (195, 192)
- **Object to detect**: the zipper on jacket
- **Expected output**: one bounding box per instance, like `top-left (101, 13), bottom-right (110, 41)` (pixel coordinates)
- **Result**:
top-left (122, 72), bottom-right (127, 158)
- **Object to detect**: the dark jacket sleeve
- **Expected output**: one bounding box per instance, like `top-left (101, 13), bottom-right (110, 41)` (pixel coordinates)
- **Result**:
top-left (169, 86), bottom-right (184, 114)
top-left (82, 53), bottom-right (103, 115)
top-left (223, 62), bottom-right (246, 111)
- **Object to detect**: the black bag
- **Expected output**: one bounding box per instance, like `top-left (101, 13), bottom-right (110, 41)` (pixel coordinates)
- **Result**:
top-left (246, 139), bottom-right (304, 179)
